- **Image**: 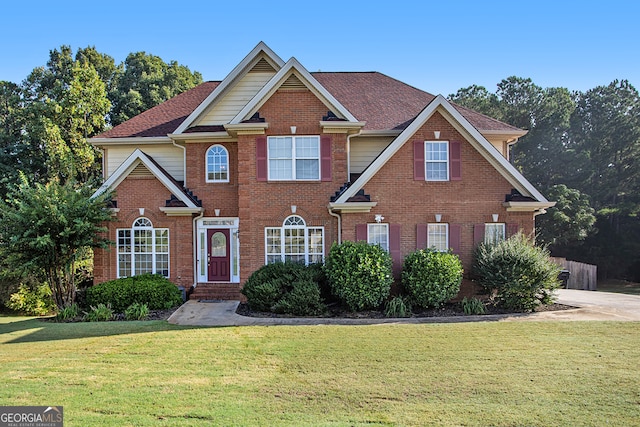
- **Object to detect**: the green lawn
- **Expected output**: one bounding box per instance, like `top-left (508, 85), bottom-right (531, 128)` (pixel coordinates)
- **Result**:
top-left (598, 279), bottom-right (640, 295)
top-left (1, 316), bottom-right (639, 426)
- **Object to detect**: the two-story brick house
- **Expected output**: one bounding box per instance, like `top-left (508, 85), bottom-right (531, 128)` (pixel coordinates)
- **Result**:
top-left (91, 42), bottom-right (554, 300)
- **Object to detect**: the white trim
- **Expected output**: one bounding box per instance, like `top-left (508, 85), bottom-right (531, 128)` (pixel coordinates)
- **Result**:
top-left (91, 136), bottom-right (173, 146)
top-left (267, 135), bottom-right (321, 181)
top-left (174, 42), bottom-right (285, 135)
top-left (328, 202), bottom-right (377, 213)
top-left (264, 218), bottom-right (325, 265)
top-left (91, 149), bottom-right (199, 209)
top-left (367, 223), bottom-right (389, 252)
top-left (334, 95), bottom-right (548, 203)
top-left (117, 221), bottom-right (170, 278)
top-left (427, 223), bottom-right (449, 252)
top-left (196, 217), bottom-right (240, 283)
top-left (205, 144), bottom-right (230, 183)
top-left (230, 57), bottom-right (359, 125)
top-left (503, 201), bottom-right (556, 212)
top-left (425, 140), bottom-right (450, 181)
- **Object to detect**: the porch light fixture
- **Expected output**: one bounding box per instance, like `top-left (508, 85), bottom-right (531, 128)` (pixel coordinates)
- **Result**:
top-left (290, 126), bottom-right (297, 134)
top-left (215, 209), bottom-right (221, 217)
top-left (492, 213), bottom-right (499, 222)
top-left (291, 205), bottom-right (297, 214)
top-left (434, 131), bottom-right (441, 139)
top-left (435, 214), bottom-right (442, 223)
top-left (374, 214), bottom-right (384, 223)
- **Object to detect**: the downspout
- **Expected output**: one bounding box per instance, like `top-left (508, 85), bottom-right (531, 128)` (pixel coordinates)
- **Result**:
top-left (172, 139), bottom-right (188, 187)
top-left (327, 206), bottom-right (342, 244)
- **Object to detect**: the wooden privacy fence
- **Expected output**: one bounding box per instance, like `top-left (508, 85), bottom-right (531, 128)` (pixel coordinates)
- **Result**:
top-left (551, 257), bottom-right (598, 290)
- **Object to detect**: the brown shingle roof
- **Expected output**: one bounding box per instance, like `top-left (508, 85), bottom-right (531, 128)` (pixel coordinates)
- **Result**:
top-left (94, 72), bottom-right (521, 139)
top-left (95, 81), bottom-right (220, 138)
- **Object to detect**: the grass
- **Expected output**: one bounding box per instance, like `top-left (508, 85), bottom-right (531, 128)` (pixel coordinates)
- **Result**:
top-left (1, 316), bottom-right (639, 426)
top-left (598, 279), bottom-right (640, 295)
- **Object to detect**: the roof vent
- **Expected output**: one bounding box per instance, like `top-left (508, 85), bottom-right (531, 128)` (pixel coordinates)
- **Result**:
top-left (250, 57), bottom-right (276, 73)
top-left (280, 73), bottom-right (306, 90)
top-left (129, 162), bottom-right (153, 177)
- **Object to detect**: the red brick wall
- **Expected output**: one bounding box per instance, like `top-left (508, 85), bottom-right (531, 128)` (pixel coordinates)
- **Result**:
top-left (341, 111), bottom-right (535, 278)
top-left (92, 175), bottom-right (194, 288)
top-left (236, 89), bottom-right (345, 280)
top-left (184, 142), bottom-right (239, 217)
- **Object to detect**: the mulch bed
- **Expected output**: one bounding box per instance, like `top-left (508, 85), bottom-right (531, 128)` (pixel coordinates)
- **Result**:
top-left (235, 301), bottom-right (575, 319)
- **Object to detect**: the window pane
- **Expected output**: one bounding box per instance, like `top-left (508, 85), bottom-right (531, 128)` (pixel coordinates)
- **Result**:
top-left (210, 232), bottom-right (227, 257)
top-left (426, 162), bottom-right (448, 180)
top-left (485, 224), bottom-right (505, 245)
top-left (308, 228), bottom-right (323, 255)
top-left (425, 142), bottom-right (449, 181)
top-left (428, 224), bottom-right (448, 252)
top-left (269, 159), bottom-right (292, 180)
top-left (268, 137), bottom-right (292, 158)
top-left (135, 254), bottom-right (153, 275)
top-left (284, 228), bottom-right (305, 255)
top-left (118, 229), bottom-right (131, 253)
top-left (134, 230), bottom-right (153, 253)
top-left (118, 254), bottom-right (131, 277)
top-left (368, 224), bottom-right (389, 252)
top-left (207, 146), bottom-right (228, 181)
top-left (266, 228), bottom-right (281, 255)
top-left (295, 159), bottom-right (319, 180)
top-left (295, 137), bottom-right (319, 157)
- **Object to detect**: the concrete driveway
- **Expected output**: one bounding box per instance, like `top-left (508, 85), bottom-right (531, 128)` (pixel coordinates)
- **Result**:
top-left (167, 289), bottom-right (640, 326)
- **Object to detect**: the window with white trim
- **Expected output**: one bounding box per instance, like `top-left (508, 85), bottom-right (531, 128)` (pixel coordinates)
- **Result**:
top-left (117, 217), bottom-right (169, 278)
top-left (425, 141), bottom-right (449, 181)
top-left (367, 223), bottom-right (389, 252)
top-left (427, 223), bottom-right (449, 252)
top-left (268, 136), bottom-right (320, 180)
top-left (484, 223), bottom-right (506, 245)
top-left (265, 215), bottom-right (324, 264)
top-left (206, 145), bottom-right (229, 182)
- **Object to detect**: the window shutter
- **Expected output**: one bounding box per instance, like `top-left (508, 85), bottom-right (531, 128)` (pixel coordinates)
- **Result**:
top-left (413, 141), bottom-right (425, 180)
top-left (389, 224), bottom-right (402, 277)
top-left (473, 223), bottom-right (485, 246)
top-left (256, 137), bottom-right (267, 181)
top-left (416, 224), bottom-right (427, 249)
top-left (355, 224), bottom-right (367, 242)
top-left (450, 141), bottom-right (462, 180)
top-left (449, 224), bottom-right (461, 254)
top-left (321, 136), bottom-right (332, 181)
top-left (507, 223), bottom-right (519, 237)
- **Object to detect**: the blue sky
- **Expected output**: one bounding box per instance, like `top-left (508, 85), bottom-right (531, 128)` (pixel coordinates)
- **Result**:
top-left (1, 0), bottom-right (638, 96)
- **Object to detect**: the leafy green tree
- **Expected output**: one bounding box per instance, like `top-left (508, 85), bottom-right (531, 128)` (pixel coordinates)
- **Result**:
top-left (0, 175), bottom-right (113, 309)
top-left (536, 184), bottom-right (596, 248)
top-left (109, 52), bottom-right (202, 125)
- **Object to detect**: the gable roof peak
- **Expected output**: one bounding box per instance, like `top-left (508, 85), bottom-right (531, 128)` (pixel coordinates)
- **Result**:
top-left (173, 42), bottom-right (285, 134)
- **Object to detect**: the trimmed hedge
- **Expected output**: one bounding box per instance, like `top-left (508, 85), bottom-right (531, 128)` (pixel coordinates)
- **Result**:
top-left (473, 232), bottom-right (561, 312)
top-left (324, 241), bottom-right (392, 311)
top-left (241, 262), bottom-right (326, 316)
top-left (86, 274), bottom-right (183, 313)
top-left (402, 249), bottom-right (463, 308)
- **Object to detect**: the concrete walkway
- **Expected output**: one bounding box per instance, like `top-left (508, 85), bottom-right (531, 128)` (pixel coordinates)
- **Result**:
top-left (167, 289), bottom-right (640, 326)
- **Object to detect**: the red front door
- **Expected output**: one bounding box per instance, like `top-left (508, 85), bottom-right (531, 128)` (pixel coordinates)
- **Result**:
top-left (207, 229), bottom-right (230, 282)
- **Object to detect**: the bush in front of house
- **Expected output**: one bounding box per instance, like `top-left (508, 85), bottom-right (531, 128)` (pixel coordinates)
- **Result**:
top-left (324, 241), bottom-right (393, 312)
top-left (473, 232), bottom-right (561, 312)
top-left (402, 249), bottom-right (463, 309)
top-left (86, 274), bottom-right (183, 313)
top-left (241, 262), bottom-right (327, 316)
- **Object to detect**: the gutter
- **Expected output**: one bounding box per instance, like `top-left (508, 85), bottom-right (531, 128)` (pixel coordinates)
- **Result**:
top-left (327, 206), bottom-right (342, 244)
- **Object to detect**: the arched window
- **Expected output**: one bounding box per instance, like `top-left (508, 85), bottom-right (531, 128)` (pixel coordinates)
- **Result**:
top-left (206, 145), bottom-right (229, 182)
top-left (265, 215), bottom-right (324, 265)
top-left (117, 217), bottom-right (169, 278)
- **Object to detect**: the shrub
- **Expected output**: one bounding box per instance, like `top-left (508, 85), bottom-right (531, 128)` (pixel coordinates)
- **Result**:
top-left (402, 249), bottom-right (463, 309)
top-left (86, 274), bottom-right (182, 313)
top-left (7, 284), bottom-right (56, 316)
top-left (272, 279), bottom-right (326, 316)
top-left (384, 296), bottom-right (412, 318)
top-left (473, 232), bottom-right (561, 312)
top-left (55, 304), bottom-right (81, 321)
top-left (242, 262), bottom-right (326, 315)
top-left (83, 303), bottom-right (114, 322)
top-left (125, 303), bottom-right (149, 321)
top-left (324, 241), bottom-right (392, 312)
top-left (461, 297), bottom-right (486, 315)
